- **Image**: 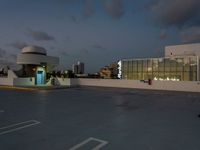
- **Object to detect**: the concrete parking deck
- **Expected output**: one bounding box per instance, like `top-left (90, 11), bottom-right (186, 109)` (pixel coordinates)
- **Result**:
top-left (0, 87), bottom-right (200, 150)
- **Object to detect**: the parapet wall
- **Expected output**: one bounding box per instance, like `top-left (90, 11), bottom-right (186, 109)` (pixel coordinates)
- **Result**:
top-left (13, 78), bottom-right (35, 86)
top-left (1, 76), bottom-right (199, 92)
top-left (71, 79), bottom-right (200, 92)
top-left (0, 77), bottom-right (14, 86)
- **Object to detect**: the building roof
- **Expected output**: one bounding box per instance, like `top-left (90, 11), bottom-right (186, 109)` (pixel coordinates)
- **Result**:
top-left (17, 46), bottom-right (59, 65)
top-left (21, 46), bottom-right (47, 55)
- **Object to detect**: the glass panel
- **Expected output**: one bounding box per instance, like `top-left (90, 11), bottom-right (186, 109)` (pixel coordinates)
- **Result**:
top-left (121, 56), bottom-right (197, 81)
top-left (152, 72), bottom-right (159, 80)
top-left (164, 72), bottom-right (170, 80)
top-left (164, 58), bottom-right (170, 72)
top-left (158, 58), bottom-right (164, 72)
top-left (152, 59), bottom-right (158, 72)
top-left (138, 72), bottom-right (143, 80)
top-left (132, 73), bottom-right (138, 80)
top-left (132, 60), bottom-right (137, 72)
top-left (177, 58), bottom-right (184, 72)
top-left (183, 72), bottom-right (190, 81)
top-left (128, 61), bottom-right (132, 73)
top-left (143, 60), bottom-right (148, 72)
top-left (176, 72), bottom-right (182, 81)
top-left (170, 59), bottom-right (177, 72)
top-left (138, 60), bottom-right (143, 72)
top-left (170, 72), bottom-right (177, 80)
top-left (184, 64), bottom-right (190, 71)
top-left (147, 59), bottom-right (153, 73)
top-left (158, 72), bottom-right (165, 79)
top-left (128, 73), bottom-right (133, 79)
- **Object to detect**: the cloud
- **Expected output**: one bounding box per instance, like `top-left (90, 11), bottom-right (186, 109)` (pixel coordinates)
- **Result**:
top-left (102, 0), bottom-right (124, 19)
top-left (57, 0), bottom-right (125, 20)
top-left (83, 0), bottom-right (95, 17)
top-left (68, 14), bottom-right (79, 23)
top-left (148, 0), bottom-right (200, 28)
top-left (0, 48), bottom-right (6, 58)
top-left (92, 44), bottom-right (106, 50)
top-left (7, 54), bottom-right (17, 63)
top-left (180, 26), bottom-right (200, 43)
top-left (80, 48), bottom-right (89, 54)
top-left (60, 51), bottom-right (69, 56)
top-left (0, 49), bottom-right (18, 69)
top-left (10, 41), bottom-right (28, 49)
top-left (27, 29), bottom-right (55, 41)
top-left (159, 30), bottom-right (167, 39)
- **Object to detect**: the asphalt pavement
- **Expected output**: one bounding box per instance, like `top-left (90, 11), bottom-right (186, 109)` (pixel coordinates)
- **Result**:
top-left (0, 87), bottom-right (200, 150)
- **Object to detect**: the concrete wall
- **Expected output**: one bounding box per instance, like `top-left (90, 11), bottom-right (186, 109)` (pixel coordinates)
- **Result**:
top-left (0, 70), bottom-right (35, 86)
top-left (165, 43), bottom-right (200, 57)
top-left (17, 53), bottom-right (59, 65)
top-left (56, 78), bottom-right (79, 86)
top-left (73, 79), bottom-right (200, 92)
top-left (0, 78), bottom-right (14, 85)
top-left (57, 78), bottom-right (70, 86)
top-left (1, 74), bottom-right (200, 92)
top-left (70, 78), bottom-right (80, 86)
top-left (13, 77), bottom-right (35, 86)
top-left (0, 70), bottom-right (18, 86)
top-left (7, 70), bottom-right (18, 78)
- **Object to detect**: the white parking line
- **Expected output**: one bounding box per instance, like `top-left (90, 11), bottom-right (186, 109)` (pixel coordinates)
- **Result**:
top-left (0, 110), bottom-right (4, 113)
top-left (69, 137), bottom-right (108, 150)
top-left (0, 120), bottom-right (40, 135)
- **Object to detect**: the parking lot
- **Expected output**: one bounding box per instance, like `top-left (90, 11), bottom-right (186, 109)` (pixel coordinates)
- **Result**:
top-left (0, 86), bottom-right (200, 150)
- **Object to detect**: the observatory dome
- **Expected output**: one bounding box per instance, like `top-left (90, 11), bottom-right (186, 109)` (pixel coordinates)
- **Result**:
top-left (21, 46), bottom-right (47, 55)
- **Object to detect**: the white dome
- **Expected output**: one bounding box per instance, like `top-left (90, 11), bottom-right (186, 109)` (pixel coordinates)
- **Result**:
top-left (21, 46), bottom-right (47, 55)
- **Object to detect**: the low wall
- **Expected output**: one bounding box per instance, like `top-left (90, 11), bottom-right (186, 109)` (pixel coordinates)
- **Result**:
top-left (1, 75), bottom-right (199, 92)
top-left (57, 78), bottom-right (79, 86)
top-left (13, 77), bottom-right (35, 86)
top-left (57, 78), bottom-right (70, 86)
top-left (70, 78), bottom-right (80, 86)
top-left (0, 70), bottom-right (18, 86)
top-left (74, 79), bottom-right (200, 92)
top-left (0, 77), bottom-right (14, 86)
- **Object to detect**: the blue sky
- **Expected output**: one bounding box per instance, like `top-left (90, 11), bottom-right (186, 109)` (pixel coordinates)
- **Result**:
top-left (0, 0), bottom-right (200, 73)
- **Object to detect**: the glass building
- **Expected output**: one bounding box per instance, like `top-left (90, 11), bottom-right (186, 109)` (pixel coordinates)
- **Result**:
top-left (119, 56), bottom-right (199, 81)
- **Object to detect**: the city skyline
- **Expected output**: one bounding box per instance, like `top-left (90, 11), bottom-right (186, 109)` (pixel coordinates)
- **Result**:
top-left (0, 0), bottom-right (200, 73)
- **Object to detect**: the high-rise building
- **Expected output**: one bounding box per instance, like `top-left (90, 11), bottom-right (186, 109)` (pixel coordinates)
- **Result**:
top-left (77, 61), bottom-right (84, 74)
top-left (72, 61), bottom-right (84, 74)
top-left (72, 64), bottom-right (78, 74)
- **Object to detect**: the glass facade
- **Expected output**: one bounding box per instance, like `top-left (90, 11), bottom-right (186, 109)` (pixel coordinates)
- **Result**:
top-left (121, 56), bottom-right (198, 81)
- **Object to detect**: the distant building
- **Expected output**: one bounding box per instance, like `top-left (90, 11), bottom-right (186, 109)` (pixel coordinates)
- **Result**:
top-left (72, 64), bottom-right (78, 74)
top-left (99, 66), bottom-right (112, 79)
top-left (118, 43), bottom-right (200, 81)
top-left (99, 62), bottom-right (118, 79)
top-left (72, 61), bottom-right (84, 74)
top-left (77, 61), bottom-right (84, 74)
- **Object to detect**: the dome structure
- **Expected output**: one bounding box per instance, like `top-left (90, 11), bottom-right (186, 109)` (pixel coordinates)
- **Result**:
top-left (21, 46), bottom-right (47, 55)
top-left (17, 45), bottom-right (59, 66)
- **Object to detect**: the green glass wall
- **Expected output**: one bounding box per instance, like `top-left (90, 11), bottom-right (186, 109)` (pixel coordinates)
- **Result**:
top-left (121, 56), bottom-right (198, 81)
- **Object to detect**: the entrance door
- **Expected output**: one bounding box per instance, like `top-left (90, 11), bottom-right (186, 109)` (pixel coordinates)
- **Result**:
top-left (36, 70), bottom-right (44, 85)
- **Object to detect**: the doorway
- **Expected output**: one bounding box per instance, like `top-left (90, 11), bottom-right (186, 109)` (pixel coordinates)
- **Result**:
top-left (36, 70), bottom-right (45, 85)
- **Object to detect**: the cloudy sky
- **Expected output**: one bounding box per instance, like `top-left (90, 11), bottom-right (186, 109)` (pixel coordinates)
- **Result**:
top-left (0, 0), bottom-right (200, 73)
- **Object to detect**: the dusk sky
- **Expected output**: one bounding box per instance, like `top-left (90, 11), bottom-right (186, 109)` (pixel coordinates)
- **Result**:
top-left (0, 0), bottom-right (200, 73)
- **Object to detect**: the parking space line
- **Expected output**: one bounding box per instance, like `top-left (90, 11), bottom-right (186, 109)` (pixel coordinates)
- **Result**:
top-left (0, 120), bottom-right (40, 135)
top-left (69, 137), bottom-right (108, 150)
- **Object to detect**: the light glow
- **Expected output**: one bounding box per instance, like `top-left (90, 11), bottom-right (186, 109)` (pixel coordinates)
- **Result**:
top-left (117, 60), bottom-right (122, 79)
top-left (153, 77), bottom-right (180, 81)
